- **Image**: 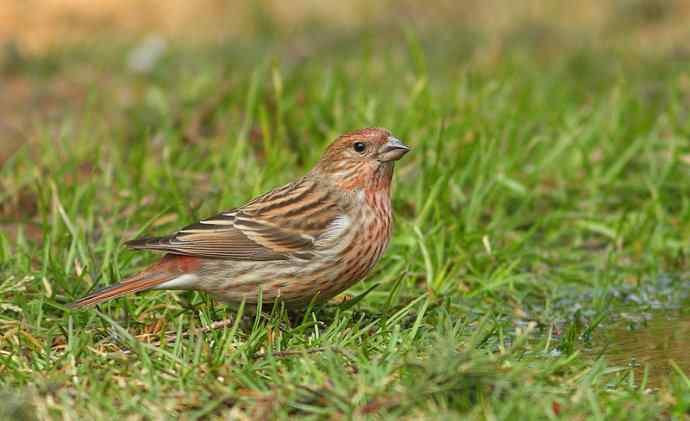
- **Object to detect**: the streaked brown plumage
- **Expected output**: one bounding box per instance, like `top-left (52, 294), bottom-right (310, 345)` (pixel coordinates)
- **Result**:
top-left (70, 128), bottom-right (409, 309)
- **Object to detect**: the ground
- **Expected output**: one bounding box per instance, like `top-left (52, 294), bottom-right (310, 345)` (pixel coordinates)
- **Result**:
top-left (1, 1), bottom-right (690, 419)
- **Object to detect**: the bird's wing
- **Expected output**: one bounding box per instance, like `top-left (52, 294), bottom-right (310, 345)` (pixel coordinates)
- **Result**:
top-left (125, 179), bottom-right (347, 260)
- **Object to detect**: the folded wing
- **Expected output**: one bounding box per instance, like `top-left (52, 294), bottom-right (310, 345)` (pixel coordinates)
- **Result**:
top-left (125, 178), bottom-right (345, 261)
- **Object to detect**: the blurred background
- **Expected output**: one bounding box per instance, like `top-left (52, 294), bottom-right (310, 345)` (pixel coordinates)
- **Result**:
top-left (2, 0), bottom-right (690, 163)
top-left (3, 0), bottom-right (690, 52)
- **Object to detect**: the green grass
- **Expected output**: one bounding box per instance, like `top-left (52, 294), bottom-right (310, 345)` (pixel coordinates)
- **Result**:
top-left (1, 26), bottom-right (690, 419)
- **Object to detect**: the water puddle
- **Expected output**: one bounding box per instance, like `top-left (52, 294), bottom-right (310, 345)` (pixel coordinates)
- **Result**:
top-left (593, 310), bottom-right (690, 388)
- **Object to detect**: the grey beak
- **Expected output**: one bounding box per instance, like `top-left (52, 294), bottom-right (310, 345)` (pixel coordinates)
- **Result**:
top-left (378, 136), bottom-right (410, 162)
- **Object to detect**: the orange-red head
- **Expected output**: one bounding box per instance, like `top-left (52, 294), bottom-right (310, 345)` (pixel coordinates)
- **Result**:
top-left (314, 128), bottom-right (410, 192)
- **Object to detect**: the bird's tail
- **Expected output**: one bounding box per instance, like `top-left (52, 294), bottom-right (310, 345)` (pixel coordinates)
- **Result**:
top-left (68, 255), bottom-right (200, 308)
top-left (68, 272), bottom-right (175, 308)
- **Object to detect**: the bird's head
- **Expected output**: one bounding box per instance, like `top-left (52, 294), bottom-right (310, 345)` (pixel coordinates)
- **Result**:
top-left (313, 128), bottom-right (410, 192)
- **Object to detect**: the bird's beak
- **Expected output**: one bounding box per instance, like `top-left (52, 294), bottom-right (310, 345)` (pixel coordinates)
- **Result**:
top-left (378, 136), bottom-right (410, 162)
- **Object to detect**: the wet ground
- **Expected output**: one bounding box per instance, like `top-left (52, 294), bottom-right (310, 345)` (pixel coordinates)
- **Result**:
top-left (594, 310), bottom-right (690, 388)
top-left (569, 274), bottom-right (690, 389)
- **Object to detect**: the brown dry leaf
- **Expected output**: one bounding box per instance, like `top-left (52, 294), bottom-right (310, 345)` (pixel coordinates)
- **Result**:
top-left (0, 222), bottom-right (44, 244)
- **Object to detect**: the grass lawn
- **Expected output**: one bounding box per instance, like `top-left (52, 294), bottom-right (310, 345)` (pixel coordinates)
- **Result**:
top-left (1, 14), bottom-right (690, 419)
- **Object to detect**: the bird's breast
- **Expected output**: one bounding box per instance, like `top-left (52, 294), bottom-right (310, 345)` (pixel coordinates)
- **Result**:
top-left (332, 190), bottom-right (392, 272)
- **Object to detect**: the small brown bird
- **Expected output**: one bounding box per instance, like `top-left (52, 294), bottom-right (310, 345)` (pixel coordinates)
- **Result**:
top-left (70, 128), bottom-right (410, 309)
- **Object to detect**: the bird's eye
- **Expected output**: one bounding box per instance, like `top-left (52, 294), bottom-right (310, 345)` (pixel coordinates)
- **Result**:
top-left (353, 142), bottom-right (366, 153)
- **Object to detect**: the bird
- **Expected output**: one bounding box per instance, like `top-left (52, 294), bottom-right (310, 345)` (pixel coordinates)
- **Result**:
top-left (70, 128), bottom-right (410, 310)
